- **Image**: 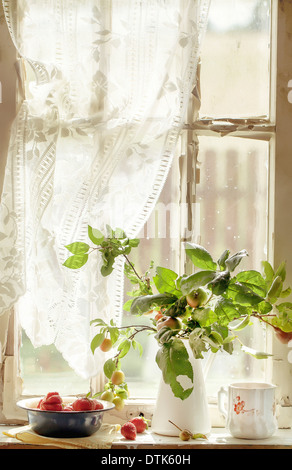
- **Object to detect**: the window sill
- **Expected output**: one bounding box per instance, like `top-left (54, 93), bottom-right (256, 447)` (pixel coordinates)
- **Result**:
top-left (1, 425), bottom-right (292, 450)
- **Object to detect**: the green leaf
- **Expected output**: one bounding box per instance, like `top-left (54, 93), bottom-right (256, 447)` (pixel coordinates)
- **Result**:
top-left (164, 296), bottom-right (187, 318)
top-left (214, 298), bottom-right (242, 326)
top-left (153, 267), bottom-right (181, 296)
top-left (108, 327), bottom-right (119, 345)
top-left (103, 358), bottom-right (116, 379)
top-left (192, 433), bottom-right (208, 440)
top-left (101, 263), bottom-right (115, 276)
top-left (113, 227), bottom-right (126, 239)
top-left (105, 224), bottom-right (115, 238)
top-left (234, 270), bottom-right (267, 297)
top-left (280, 287), bottom-right (292, 298)
top-left (225, 249), bottom-right (248, 272)
top-left (117, 339), bottom-right (131, 358)
top-left (128, 238), bottom-right (140, 247)
top-left (208, 270), bottom-right (231, 295)
top-left (123, 298), bottom-right (134, 311)
top-left (90, 318), bottom-right (107, 327)
top-left (155, 326), bottom-right (180, 344)
top-left (217, 249), bottom-right (230, 271)
top-left (211, 324), bottom-right (234, 354)
top-left (65, 242), bottom-right (90, 254)
top-left (188, 329), bottom-right (208, 359)
top-left (255, 300), bottom-right (273, 315)
top-left (63, 253), bottom-right (89, 269)
top-left (100, 250), bottom-right (116, 276)
top-left (223, 334), bottom-right (237, 344)
top-left (267, 275), bottom-right (283, 303)
top-left (130, 293), bottom-right (178, 315)
top-left (192, 307), bottom-right (217, 327)
top-left (115, 388), bottom-right (128, 400)
top-left (185, 243), bottom-right (217, 271)
top-left (241, 345), bottom-right (272, 359)
top-left (276, 301), bottom-right (292, 314)
top-left (131, 339), bottom-right (143, 356)
top-left (229, 315), bottom-right (250, 331)
top-left (209, 330), bottom-right (224, 345)
top-left (226, 281), bottom-right (265, 306)
top-left (155, 339), bottom-right (194, 400)
top-left (274, 302), bottom-right (292, 332)
top-left (88, 225), bottom-right (104, 245)
top-left (261, 260), bottom-right (274, 288)
top-left (180, 270), bottom-right (217, 295)
top-left (275, 261), bottom-right (287, 282)
top-left (90, 332), bottom-right (105, 353)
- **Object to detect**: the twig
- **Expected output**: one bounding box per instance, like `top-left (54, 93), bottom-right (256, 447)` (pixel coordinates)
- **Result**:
top-left (168, 420), bottom-right (182, 431)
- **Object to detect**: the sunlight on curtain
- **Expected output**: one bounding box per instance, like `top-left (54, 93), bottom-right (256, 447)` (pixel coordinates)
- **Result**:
top-left (0, 0), bottom-right (210, 378)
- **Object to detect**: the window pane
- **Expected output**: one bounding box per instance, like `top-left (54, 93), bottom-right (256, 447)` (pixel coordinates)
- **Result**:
top-left (196, 135), bottom-right (270, 396)
top-left (20, 330), bottom-right (90, 395)
top-left (203, 319), bottom-right (267, 399)
top-left (200, 0), bottom-right (271, 118)
top-left (120, 154), bottom-right (181, 398)
top-left (196, 136), bottom-right (269, 267)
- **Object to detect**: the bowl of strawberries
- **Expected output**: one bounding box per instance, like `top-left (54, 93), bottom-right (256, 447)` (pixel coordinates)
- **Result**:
top-left (17, 392), bottom-right (114, 438)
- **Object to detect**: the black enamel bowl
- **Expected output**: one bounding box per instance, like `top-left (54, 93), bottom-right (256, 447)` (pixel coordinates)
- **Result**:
top-left (17, 396), bottom-right (115, 438)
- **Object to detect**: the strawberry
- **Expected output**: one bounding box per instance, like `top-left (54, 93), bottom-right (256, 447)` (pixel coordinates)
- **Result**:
top-left (121, 422), bottom-right (137, 440)
top-left (45, 393), bottom-right (62, 404)
top-left (91, 398), bottom-right (104, 410)
top-left (45, 392), bottom-right (61, 400)
top-left (40, 401), bottom-right (63, 411)
top-left (72, 397), bottom-right (94, 411)
top-left (36, 398), bottom-right (43, 409)
top-left (130, 416), bottom-right (148, 433)
top-left (62, 404), bottom-right (74, 411)
top-left (39, 392), bottom-right (63, 411)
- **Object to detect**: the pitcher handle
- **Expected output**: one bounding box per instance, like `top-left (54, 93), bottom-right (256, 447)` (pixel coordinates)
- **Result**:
top-left (218, 386), bottom-right (228, 419)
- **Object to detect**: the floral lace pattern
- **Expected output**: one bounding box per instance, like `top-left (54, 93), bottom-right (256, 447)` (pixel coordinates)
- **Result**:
top-left (233, 396), bottom-right (257, 415)
top-left (0, 0), bottom-right (210, 378)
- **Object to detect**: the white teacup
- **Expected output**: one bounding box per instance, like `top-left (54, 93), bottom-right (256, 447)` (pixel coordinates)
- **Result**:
top-left (218, 382), bottom-right (277, 439)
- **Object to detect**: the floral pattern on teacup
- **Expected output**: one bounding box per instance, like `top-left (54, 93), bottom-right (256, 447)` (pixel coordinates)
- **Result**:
top-left (233, 395), bottom-right (258, 415)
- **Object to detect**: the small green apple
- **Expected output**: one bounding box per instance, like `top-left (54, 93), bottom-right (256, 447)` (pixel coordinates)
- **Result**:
top-left (113, 396), bottom-right (125, 411)
top-left (101, 390), bottom-right (114, 402)
top-left (186, 287), bottom-right (208, 309)
top-left (111, 370), bottom-right (125, 385)
top-left (179, 429), bottom-right (192, 441)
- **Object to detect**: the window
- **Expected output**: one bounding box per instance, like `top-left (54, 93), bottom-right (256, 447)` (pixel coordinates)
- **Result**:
top-left (1, 0), bottom-right (292, 429)
top-left (120, 0), bottom-right (274, 401)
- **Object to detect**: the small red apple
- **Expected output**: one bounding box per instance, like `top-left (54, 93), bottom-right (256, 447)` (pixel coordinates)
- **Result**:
top-left (274, 327), bottom-right (292, 344)
top-left (154, 310), bottom-right (163, 322)
top-left (156, 316), bottom-right (182, 331)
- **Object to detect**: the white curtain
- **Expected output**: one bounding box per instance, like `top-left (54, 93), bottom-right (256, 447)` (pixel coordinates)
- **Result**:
top-left (0, 0), bottom-right (210, 378)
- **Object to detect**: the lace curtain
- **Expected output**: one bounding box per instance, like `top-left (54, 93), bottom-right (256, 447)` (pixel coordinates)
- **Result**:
top-left (0, 0), bottom-right (210, 378)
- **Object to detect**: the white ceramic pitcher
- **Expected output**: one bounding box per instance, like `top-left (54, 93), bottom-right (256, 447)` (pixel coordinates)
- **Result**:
top-left (151, 352), bottom-right (211, 436)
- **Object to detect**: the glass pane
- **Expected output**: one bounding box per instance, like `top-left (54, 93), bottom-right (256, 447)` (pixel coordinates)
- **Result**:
top-left (200, 0), bottom-right (271, 118)
top-left (196, 135), bottom-right (270, 397)
top-left (120, 154), bottom-right (181, 398)
top-left (20, 330), bottom-right (90, 396)
top-left (196, 136), bottom-right (269, 267)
